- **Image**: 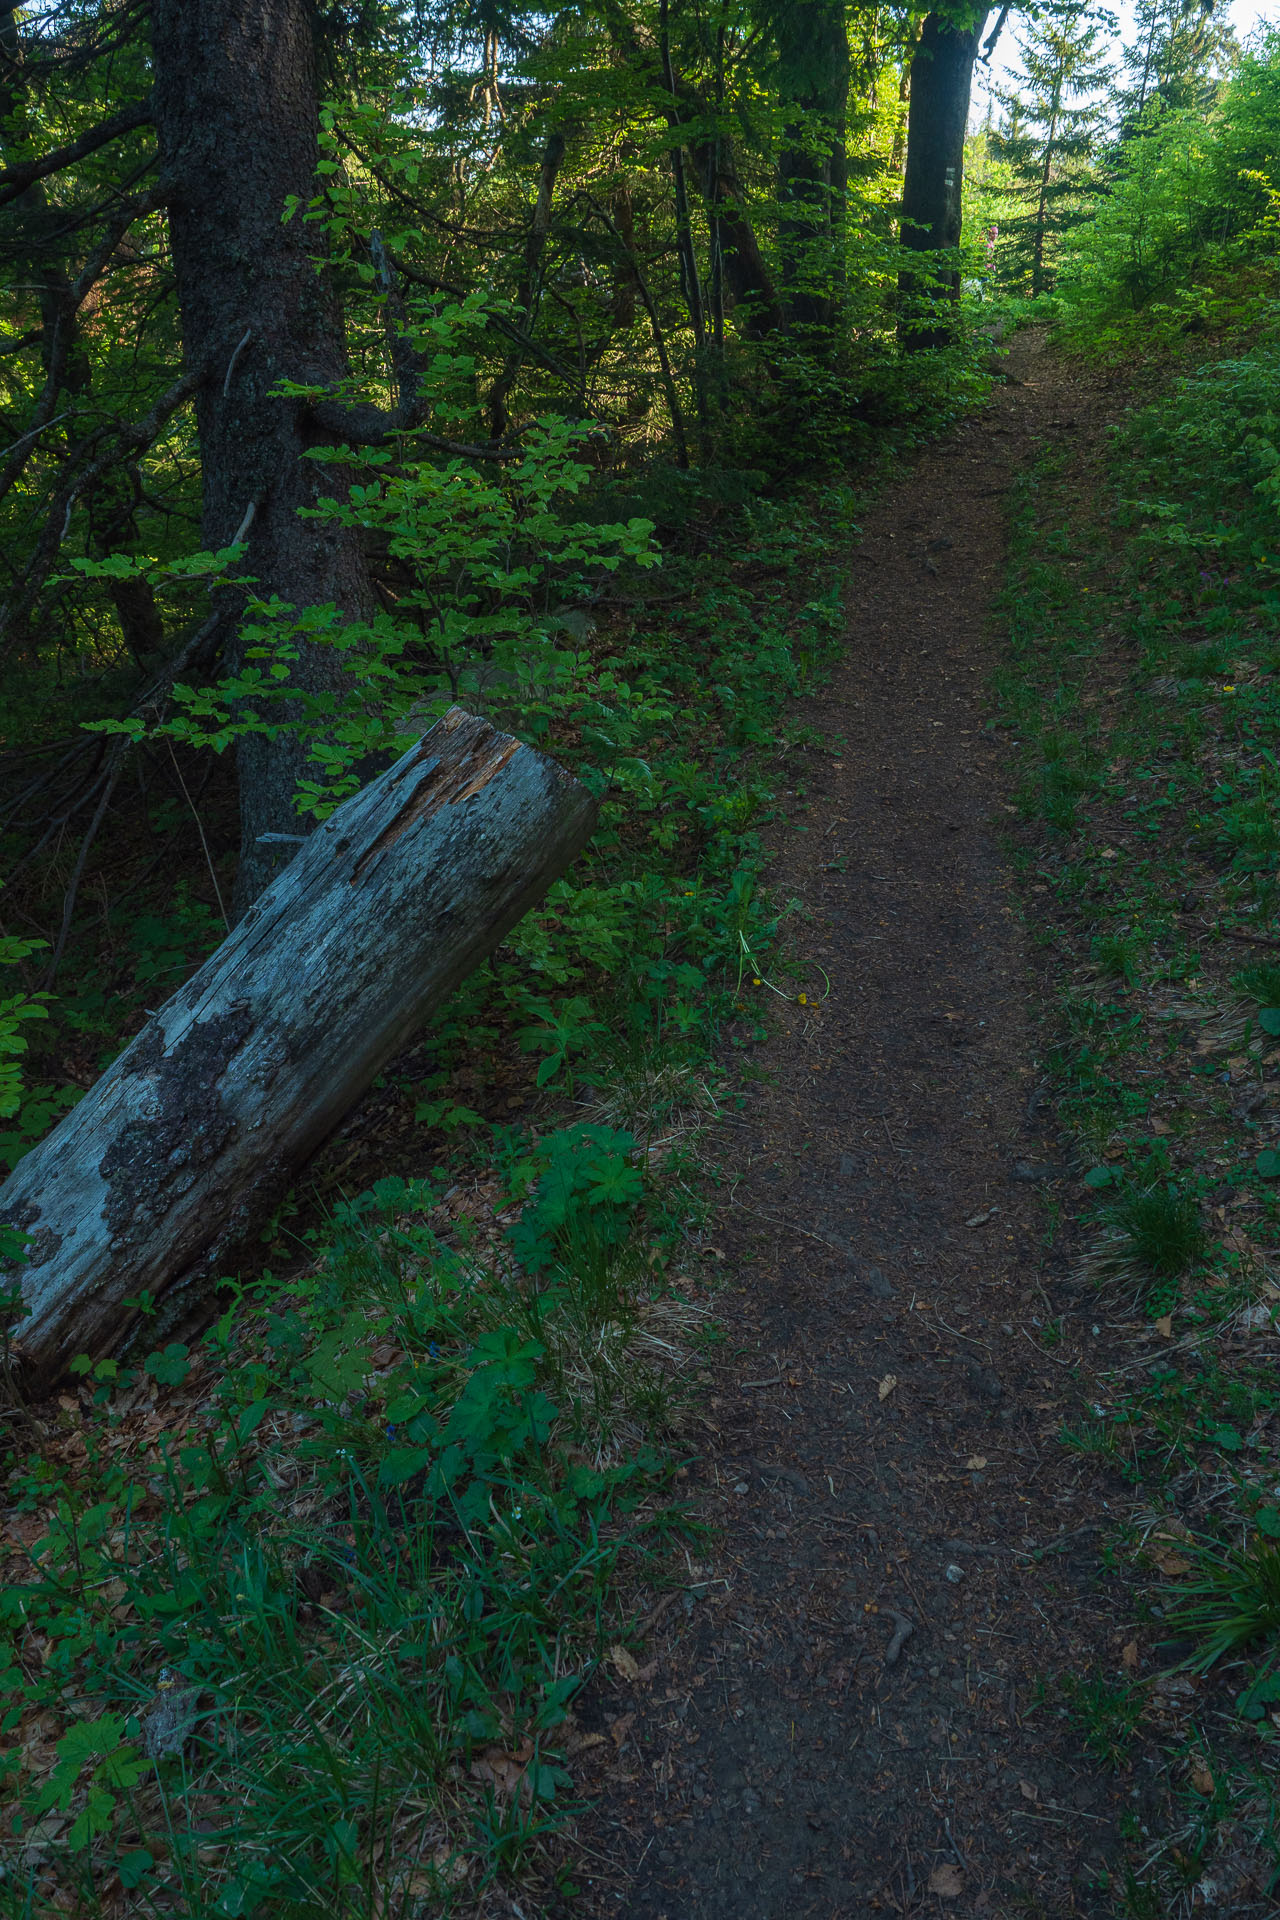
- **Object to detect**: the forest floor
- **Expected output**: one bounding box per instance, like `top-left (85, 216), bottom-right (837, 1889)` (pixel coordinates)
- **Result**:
top-left (569, 334), bottom-right (1152, 1918)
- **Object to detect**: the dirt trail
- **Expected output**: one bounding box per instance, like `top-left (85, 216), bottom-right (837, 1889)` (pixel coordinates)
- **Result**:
top-left (579, 337), bottom-right (1139, 1918)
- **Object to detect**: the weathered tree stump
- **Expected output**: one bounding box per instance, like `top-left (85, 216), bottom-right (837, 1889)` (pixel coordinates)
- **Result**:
top-left (1, 709), bottom-right (598, 1383)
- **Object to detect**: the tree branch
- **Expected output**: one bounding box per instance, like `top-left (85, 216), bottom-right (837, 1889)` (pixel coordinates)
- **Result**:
top-left (571, 190), bottom-right (690, 469)
top-left (0, 366), bottom-right (201, 659)
top-left (488, 128), bottom-right (567, 438)
top-left (68, 185), bottom-right (166, 305)
top-left (369, 228), bottom-right (423, 423)
top-left (0, 187), bottom-right (166, 511)
top-left (981, 3), bottom-right (1014, 64)
top-left (383, 247), bottom-right (582, 388)
top-left (0, 327), bottom-right (42, 357)
top-left (43, 743), bottom-right (126, 987)
top-left (0, 97), bottom-right (153, 208)
top-left (306, 397), bottom-right (519, 461)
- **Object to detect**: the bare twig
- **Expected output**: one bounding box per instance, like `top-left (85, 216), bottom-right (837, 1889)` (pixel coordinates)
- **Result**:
top-left (1220, 926), bottom-right (1280, 951)
top-left (43, 746), bottom-right (127, 987)
top-left (487, 129), bottom-right (567, 438)
top-left (166, 743), bottom-right (229, 931)
top-left (228, 494), bottom-right (259, 549)
top-left (222, 327), bottom-right (252, 398)
top-left (0, 410), bottom-right (68, 465)
top-left (3, 610), bottom-right (222, 878)
top-left (931, 1309), bottom-right (993, 1352)
top-left (727, 1196), bottom-right (848, 1258)
top-left (1020, 1325), bottom-right (1076, 1369)
top-left (0, 189), bottom-right (165, 515)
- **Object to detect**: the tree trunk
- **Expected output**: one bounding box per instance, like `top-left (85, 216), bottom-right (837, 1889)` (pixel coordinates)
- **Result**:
top-left (890, 34), bottom-right (916, 182)
top-left (487, 128), bottom-right (568, 439)
top-left (658, 0), bottom-right (712, 453)
top-left (898, 9), bottom-right (988, 349)
top-left (150, 0), bottom-right (377, 912)
top-left (775, 0), bottom-right (850, 342)
top-left (1032, 102), bottom-right (1059, 296)
top-left (0, 710), bottom-right (598, 1385)
top-left (687, 135), bottom-right (785, 341)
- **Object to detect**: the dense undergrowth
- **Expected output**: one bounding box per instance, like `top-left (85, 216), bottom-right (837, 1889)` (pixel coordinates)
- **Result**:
top-left (1052, 32), bottom-right (1280, 359)
top-left (0, 468), bottom-right (871, 1916)
top-left (999, 314), bottom-right (1280, 1912)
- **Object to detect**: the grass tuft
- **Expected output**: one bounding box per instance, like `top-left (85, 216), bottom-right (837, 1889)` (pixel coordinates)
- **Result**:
top-left (1168, 1536), bottom-right (1280, 1678)
top-left (1081, 1182), bottom-right (1206, 1310)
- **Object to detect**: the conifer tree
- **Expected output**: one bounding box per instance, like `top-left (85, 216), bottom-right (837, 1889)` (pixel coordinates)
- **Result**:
top-left (993, 1), bottom-right (1114, 294)
top-left (1117, 0), bottom-right (1238, 126)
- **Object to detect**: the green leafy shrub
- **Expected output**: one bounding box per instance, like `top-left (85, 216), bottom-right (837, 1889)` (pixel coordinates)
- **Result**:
top-left (0, 1149), bottom-right (689, 1915)
top-left (1119, 342), bottom-right (1280, 596)
top-left (1055, 29), bottom-right (1280, 351)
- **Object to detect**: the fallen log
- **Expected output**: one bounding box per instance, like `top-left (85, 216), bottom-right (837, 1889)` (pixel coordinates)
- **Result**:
top-left (0, 708), bottom-right (598, 1384)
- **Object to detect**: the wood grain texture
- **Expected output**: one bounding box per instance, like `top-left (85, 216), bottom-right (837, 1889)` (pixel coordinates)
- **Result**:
top-left (0, 708), bottom-right (598, 1381)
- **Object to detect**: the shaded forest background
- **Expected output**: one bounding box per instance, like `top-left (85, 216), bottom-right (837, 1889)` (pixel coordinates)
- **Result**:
top-left (2, 0), bottom-right (1277, 1160)
top-left (1, 1), bottom-right (1280, 1915)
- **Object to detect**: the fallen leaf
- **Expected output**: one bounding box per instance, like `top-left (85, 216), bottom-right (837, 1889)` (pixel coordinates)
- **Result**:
top-left (563, 1728), bottom-right (607, 1755)
top-left (1018, 1780), bottom-right (1039, 1802)
top-left (429, 1847), bottom-right (469, 1889)
top-left (609, 1644), bottom-right (640, 1683)
top-left (469, 1740), bottom-right (534, 1802)
top-left (1154, 1314), bottom-right (1173, 1338)
top-left (929, 1863), bottom-right (965, 1898)
top-left (1122, 1640), bottom-right (1140, 1671)
top-left (965, 1455), bottom-right (988, 1471)
top-left (877, 1374), bottom-right (898, 1401)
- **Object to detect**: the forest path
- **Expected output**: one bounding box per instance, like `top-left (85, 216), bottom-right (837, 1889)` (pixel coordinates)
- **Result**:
top-left (578, 337), bottom-right (1138, 1919)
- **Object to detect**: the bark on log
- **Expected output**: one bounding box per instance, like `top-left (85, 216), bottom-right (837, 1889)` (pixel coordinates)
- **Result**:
top-left (0, 710), bottom-right (598, 1384)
